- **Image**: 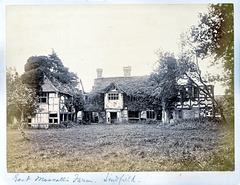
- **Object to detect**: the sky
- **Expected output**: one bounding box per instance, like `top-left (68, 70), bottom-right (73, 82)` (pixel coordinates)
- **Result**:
top-left (6, 4), bottom-right (225, 94)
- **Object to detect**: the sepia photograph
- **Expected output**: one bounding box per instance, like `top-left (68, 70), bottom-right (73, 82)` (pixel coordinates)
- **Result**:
top-left (1, 1), bottom-right (239, 184)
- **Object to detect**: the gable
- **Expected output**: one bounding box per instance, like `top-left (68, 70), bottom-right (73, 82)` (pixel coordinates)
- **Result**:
top-left (41, 76), bottom-right (73, 96)
top-left (104, 83), bottom-right (125, 94)
top-left (42, 77), bottom-right (58, 92)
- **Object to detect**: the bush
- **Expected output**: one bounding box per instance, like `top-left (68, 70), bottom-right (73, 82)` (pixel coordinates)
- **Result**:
top-left (137, 119), bottom-right (160, 124)
top-left (59, 121), bottom-right (75, 128)
top-left (167, 119), bottom-right (219, 131)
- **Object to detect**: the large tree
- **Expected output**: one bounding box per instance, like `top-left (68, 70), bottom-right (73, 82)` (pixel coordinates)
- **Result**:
top-left (7, 67), bottom-right (37, 124)
top-left (72, 89), bottom-right (85, 120)
top-left (7, 67), bottom-right (37, 139)
top-left (150, 51), bottom-right (179, 122)
top-left (190, 4), bottom-right (234, 123)
top-left (21, 50), bottom-right (79, 95)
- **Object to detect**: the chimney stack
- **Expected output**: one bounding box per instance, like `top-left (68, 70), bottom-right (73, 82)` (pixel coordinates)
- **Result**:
top-left (123, 66), bottom-right (131, 77)
top-left (96, 68), bottom-right (103, 78)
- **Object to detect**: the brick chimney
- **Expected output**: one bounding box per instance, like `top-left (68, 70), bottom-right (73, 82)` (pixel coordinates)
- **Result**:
top-left (123, 66), bottom-right (131, 77)
top-left (96, 68), bottom-right (103, 78)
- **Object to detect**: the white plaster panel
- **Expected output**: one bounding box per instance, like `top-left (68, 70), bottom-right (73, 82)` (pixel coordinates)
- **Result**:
top-left (104, 93), bottom-right (123, 109)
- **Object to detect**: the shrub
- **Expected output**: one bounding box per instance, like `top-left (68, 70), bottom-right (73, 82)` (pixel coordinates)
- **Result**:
top-left (137, 119), bottom-right (160, 124)
top-left (60, 121), bottom-right (75, 128)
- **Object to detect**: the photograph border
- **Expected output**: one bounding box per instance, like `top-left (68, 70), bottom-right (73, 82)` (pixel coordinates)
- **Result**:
top-left (1, 0), bottom-right (239, 184)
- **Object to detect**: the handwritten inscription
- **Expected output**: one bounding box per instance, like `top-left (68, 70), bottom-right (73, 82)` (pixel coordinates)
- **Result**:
top-left (35, 176), bottom-right (70, 182)
top-left (73, 174), bottom-right (94, 183)
top-left (12, 173), bottom-right (139, 184)
top-left (103, 173), bottom-right (137, 185)
top-left (12, 174), bottom-right (94, 183)
top-left (13, 174), bottom-right (31, 182)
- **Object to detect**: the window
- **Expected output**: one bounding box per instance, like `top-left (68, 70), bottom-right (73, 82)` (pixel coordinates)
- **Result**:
top-left (38, 93), bottom-right (48, 103)
top-left (49, 113), bottom-right (58, 124)
top-left (180, 88), bottom-right (188, 101)
top-left (187, 86), bottom-right (192, 97)
top-left (128, 111), bottom-right (139, 118)
top-left (108, 93), bottom-right (119, 100)
top-left (147, 110), bottom-right (155, 119)
top-left (50, 113), bottom-right (57, 117)
top-left (193, 87), bottom-right (198, 99)
top-left (128, 96), bottom-right (136, 101)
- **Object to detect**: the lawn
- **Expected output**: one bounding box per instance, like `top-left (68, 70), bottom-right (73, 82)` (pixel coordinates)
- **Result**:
top-left (7, 121), bottom-right (234, 172)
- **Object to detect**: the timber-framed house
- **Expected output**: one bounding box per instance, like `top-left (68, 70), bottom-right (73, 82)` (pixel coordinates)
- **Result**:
top-left (28, 76), bottom-right (76, 128)
top-left (84, 67), bottom-right (214, 123)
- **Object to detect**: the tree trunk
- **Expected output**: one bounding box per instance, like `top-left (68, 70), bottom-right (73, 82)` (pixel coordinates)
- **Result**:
top-left (98, 110), bottom-right (104, 123)
top-left (75, 111), bottom-right (78, 122)
top-left (18, 109), bottom-right (30, 141)
top-left (213, 99), bottom-right (227, 124)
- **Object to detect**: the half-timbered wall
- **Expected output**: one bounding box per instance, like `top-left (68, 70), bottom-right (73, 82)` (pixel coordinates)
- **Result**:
top-left (174, 85), bottom-right (214, 119)
top-left (30, 92), bottom-right (75, 128)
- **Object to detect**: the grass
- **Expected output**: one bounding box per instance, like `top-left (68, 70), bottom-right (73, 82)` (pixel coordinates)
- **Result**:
top-left (7, 120), bottom-right (234, 172)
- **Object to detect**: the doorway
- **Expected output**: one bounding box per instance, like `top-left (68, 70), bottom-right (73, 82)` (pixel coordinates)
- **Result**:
top-left (110, 112), bottom-right (117, 123)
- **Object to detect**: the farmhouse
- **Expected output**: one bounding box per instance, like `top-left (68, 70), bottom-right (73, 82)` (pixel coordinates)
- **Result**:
top-left (84, 67), bottom-right (214, 123)
top-left (28, 66), bottom-right (215, 126)
top-left (28, 76), bottom-right (76, 128)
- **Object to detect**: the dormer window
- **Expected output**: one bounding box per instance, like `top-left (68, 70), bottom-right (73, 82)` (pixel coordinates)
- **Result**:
top-left (108, 93), bottom-right (119, 100)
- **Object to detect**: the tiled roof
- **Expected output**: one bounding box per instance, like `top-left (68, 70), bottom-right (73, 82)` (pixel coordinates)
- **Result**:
top-left (92, 75), bottom-right (153, 96)
top-left (41, 77), bottom-right (58, 92)
top-left (42, 76), bottom-right (74, 95)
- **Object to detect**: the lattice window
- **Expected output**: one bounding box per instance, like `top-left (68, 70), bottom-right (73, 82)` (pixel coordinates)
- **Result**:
top-left (108, 93), bottom-right (119, 100)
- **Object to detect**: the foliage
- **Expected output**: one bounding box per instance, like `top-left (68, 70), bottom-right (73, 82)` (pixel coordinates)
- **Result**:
top-left (47, 51), bottom-right (79, 87)
top-left (22, 50), bottom-right (79, 95)
top-left (151, 51), bottom-right (178, 104)
top-left (191, 4), bottom-right (234, 62)
top-left (62, 95), bottom-right (74, 112)
top-left (59, 121), bottom-right (76, 128)
top-left (123, 78), bottom-right (157, 111)
top-left (138, 119), bottom-right (160, 124)
top-left (190, 4), bottom-right (234, 123)
top-left (150, 51), bottom-right (179, 119)
top-left (73, 89), bottom-right (85, 116)
top-left (7, 67), bottom-right (37, 125)
top-left (84, 92), bottom-right (104, 112)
